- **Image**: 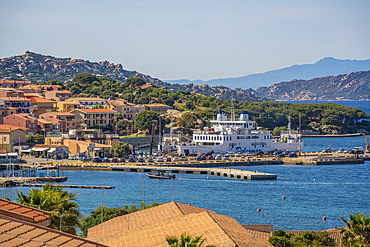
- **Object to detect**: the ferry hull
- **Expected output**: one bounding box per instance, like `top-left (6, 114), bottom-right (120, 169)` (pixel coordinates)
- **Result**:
top-left (178, 141), bottom-right (303, 155)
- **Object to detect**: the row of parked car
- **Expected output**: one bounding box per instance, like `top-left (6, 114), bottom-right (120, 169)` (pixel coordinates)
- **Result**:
top-left (77, 155), bottom-right (189, 163)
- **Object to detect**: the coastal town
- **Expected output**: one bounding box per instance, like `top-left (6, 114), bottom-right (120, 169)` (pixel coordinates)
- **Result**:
top-left (0, 78), bottom-right (171, 160)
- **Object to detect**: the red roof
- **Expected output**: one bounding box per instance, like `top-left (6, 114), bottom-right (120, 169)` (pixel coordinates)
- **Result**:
top-left (78, 109), bottom-right (116, 113)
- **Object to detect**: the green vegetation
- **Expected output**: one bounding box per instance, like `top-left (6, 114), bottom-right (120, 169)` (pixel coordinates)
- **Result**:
top-left (177, 112), bottom-right (197, 135)
top-left (340, 213), bottom-right (370, 247)
top-left (79, 202), bottom-right (161, 238)
top-left (134, 111), bottom-right (163, 134)
top-left (268, 229), bottom-right (336, 247)
top-left (26, 134), bottom-right (45, 144)
top-left (15, 183), bottom-right (80, 235)
top-left (109, 142), bottom-right (131, 157)
top-left (166, 232), bottom-right (216, 247)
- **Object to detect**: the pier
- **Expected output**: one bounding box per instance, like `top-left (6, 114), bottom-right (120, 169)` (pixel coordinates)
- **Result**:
top-left (17, 184), bottom-right (115, 189)
top-left (0, 176), bottom-right (67, 187)
top-left (110, 166), bottom-right (277, 180)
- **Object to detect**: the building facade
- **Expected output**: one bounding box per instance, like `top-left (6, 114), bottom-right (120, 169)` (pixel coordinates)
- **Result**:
top-left (3, 113), bottom-right (38, 135)
top-left (71, 108), bottom-right (116, 128)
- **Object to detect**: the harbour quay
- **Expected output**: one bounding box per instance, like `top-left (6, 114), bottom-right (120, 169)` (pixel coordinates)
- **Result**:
top-left (111, 165), bottom-right (278, 180)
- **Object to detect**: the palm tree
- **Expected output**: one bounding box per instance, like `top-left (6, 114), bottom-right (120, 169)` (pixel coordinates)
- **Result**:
top-left (340, 213), bottom-right (370, 247)
top-left (166, 232), bottom-right (216, 247)
top-left (16, 183), bottom-right (81, 235)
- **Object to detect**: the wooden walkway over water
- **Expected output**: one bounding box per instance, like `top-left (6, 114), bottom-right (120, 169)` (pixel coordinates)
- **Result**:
top-left (111, 166), bottom-right (277, 180)
top-left (17, 184), bottom-right (115, 189)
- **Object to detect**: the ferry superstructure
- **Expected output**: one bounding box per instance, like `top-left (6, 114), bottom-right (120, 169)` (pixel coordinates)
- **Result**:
top-left (178, 111), bottom-right (303, 155)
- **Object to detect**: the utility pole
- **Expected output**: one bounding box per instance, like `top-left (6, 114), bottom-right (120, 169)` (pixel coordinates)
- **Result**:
top-left (158, 117), bottom-right (161, 152)
top-left (142, 176), bottom-right (145, 208)
top-left (299, 114), bottom-right (301, 154)
top-left (100, 184), bottom-right (105, 224)
top-left (150, 120), bottom-right (157, 156)
top-left (171, 177), bottom-right (174, 201)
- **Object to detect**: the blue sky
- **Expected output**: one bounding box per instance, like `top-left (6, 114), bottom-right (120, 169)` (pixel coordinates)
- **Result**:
top-left (0, 0), bottom-right (369, 81)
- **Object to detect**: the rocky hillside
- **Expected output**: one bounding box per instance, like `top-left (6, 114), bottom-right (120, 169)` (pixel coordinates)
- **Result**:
top-left (0, 51), bottom-right (161, 84)
top-left (254, 70), bottom-right (370, 101)
top-left (154, 81), bottom-right (270, 102)
top-left (0, 51), bottom-right (270, 103)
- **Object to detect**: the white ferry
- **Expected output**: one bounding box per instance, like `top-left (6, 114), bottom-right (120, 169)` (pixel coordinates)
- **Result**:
top-left (178, 111), bottom-right (303, 155)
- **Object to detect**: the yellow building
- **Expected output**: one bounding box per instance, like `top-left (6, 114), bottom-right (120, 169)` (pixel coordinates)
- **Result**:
top-left (57, 101), bottom-right (82, 112)
top-left (70, 108), bottom-right (116, 128)
top-left (63, 139), bottom-right (111, 158)
top-left (144, 103), bottom-right (170, 114)
top-left (0, 124), bottom-right (26, 152)
top-left (30, 97), bottom-right (57, 116)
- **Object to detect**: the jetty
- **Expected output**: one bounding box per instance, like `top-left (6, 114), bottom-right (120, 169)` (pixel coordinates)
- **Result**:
top-left (17, 184), bottom-right (114, 189)
top-left (111, 166), bottom-right (277, 180)
top-left (0, 176), bottom-right (67, 187)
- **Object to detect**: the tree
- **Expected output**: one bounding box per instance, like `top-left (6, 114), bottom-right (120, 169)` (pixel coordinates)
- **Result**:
top-left (268, 229), bottom-right (336, 247)
top-left (26, 134), bottom-right (44, 144)
top-left (80, 202), bottom-right (161, 238)
top-left (110, 142), bottom-right (131, 157)
top-left (272, 127), bottom-right (287, 136)
top-left (15, 183), bottom-right (80, 235)
top-left (166, 232), bottom-right (216, 247)
top-left (177, 113), bottom-right (197, 135)
top-left (340, 213), bottom-right (370, 246)
top-left (134, 111), bottom-right (159, 134)
top-left (124, 77), bottom-right (146, 87)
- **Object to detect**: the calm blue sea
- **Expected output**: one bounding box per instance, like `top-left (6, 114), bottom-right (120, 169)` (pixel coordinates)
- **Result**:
top-left (2, 101), bottom-right (370, 232)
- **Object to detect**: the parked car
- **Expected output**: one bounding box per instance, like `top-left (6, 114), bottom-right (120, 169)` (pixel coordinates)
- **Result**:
top-left (173, 157), bottom-right (179, 161)
top-left (53, 155), bottom-right (62, 160)
top-left (128, 157), bottom-right (136, 162)
top-left (180, 156), bottom-right (187, 161)
top-left (68, 155), bottom-right (76, 160)
top-left (206, 155), bottom-right (214, 160)
top-left (166, 157), bottom-right (171, 162)
top-left (111, 158), bottom-right (118, 163)
top-left (138, 157), bottom-right (145, 162)
top-left (222, 155), bottom-right (230, 160)
top-left (103, 157), bottom-right (110, 162)
top-left (83, 156), bottom-right (92, 161)
top-left (118, 158), bottom-right (125, 162)
top-left (215, 154), bottom-right (222, 160)
top-left (93, 157), bottom-right (102, 163)
top-left (288, 152), bottom-right (298, 158)
top-left (157, 157), bottom-right (164, 162)
top-left (147, 157), bottom-right (154, 162)
top-left (276, 153), bottom-right (286, 158)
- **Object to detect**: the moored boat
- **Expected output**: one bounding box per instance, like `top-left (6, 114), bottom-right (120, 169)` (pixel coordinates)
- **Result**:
top-left (146, 171), bottom-right (176, 179)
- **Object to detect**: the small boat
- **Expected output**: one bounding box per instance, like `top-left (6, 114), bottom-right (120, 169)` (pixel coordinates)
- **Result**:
top-left (146, 171), bottom-right (175, 179)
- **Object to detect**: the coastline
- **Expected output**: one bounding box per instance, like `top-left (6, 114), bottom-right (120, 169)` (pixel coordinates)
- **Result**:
top-left (302, 133), bottom-right (364, 138)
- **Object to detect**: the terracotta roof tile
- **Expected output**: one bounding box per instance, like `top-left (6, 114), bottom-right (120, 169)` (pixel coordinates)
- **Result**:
top-left (88, 202), bottom-right (273, 247)
top-left (0, 199), bottom-right (50, 226)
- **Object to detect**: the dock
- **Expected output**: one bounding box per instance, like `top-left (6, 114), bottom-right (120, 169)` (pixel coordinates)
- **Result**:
top-left (111, 166), bottom-right (277, 180)
top-left (0, 177), bottom-right (67, 187)
top-left (17, 184), bottom-right (114, 189)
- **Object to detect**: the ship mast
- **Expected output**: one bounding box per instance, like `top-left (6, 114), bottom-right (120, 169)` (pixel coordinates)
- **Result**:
top-left (231, 96), bottom-right (235, 121)
top-left (288, 116), bottom-right (291, 135)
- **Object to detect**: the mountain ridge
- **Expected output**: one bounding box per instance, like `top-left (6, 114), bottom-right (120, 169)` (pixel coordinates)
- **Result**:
top-left (254, 70), bottom-right (370, 101)
top-left (166, 57), bottom-right (370, 89)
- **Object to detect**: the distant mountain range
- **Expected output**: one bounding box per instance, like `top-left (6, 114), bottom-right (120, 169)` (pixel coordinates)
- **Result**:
top-left (166, 57), bottom-right (370, 89)
top-left (254, 70), bottom-right (370, 101)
